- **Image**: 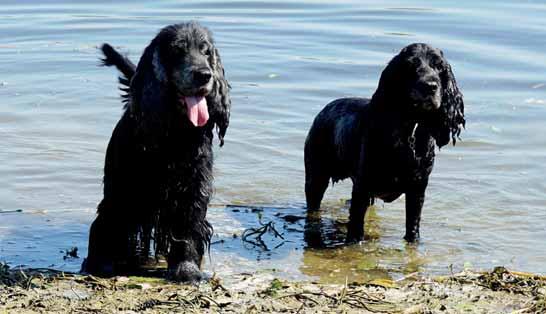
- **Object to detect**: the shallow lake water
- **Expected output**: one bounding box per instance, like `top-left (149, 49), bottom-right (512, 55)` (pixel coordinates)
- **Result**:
top-left (1, 0), bottom-right (545, 284)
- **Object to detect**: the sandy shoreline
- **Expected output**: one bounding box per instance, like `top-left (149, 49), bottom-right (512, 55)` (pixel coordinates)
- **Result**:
top-left (1, 264), bottom-right (545, 313)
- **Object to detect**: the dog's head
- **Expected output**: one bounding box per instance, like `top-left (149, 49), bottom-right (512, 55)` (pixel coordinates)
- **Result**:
top-left (374, 43), bottom-right (465, 147)
top-left (131, 22), bottom-right (231, 145)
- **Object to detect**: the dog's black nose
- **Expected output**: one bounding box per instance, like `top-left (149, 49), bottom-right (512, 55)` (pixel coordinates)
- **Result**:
top-left (417, 80), bottom-right (439, 95)
top-left (193, 69), bottom-right (212, 86)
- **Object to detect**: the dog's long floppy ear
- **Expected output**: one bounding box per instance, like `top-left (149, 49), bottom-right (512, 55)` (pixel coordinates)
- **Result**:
top-left (152, 47), bottom-right (167, 83)
top-left (209, 47), bottom-right (231, 147)
top-left (372, 47), bottom-right (408, 106)
top-left (434, 56), bottom-right (465, 147)
top-left (129, 27), bottom-right (175, 115)
top-left (127, 43), bottom-right (156, 115)
top-left (371, 48), bottom-right (407, 105)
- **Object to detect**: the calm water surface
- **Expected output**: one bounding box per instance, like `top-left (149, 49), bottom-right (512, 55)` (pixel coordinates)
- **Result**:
top-left (1, 0), bottom-right (545, 283)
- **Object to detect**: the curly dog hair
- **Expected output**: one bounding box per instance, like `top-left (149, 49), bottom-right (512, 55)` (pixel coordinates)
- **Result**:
top-left (304, 43), bottom-right (465, 243)
top-left (82, 22), bottom-right (231, 282)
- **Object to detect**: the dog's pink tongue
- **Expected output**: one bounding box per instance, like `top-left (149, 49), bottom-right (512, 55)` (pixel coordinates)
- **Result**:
top-left (184, 96), bottom-right (209, 127)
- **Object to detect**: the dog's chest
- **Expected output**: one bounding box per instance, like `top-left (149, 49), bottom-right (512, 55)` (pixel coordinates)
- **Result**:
top-left (368, 129), bottom-right (435, 187)
top-left (142, 134), bottom-right (214, 201)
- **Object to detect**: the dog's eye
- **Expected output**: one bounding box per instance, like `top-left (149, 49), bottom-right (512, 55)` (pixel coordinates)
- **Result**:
top-left (176, 39), bottom-right (188, 49)
top-left (430, 57), bottom-right (443, 68)
top-left (406, 58), bottom-right (419, 70)
top-left (200, 44), bottom-right (211, 56)
top-left (406, 56), bottom-right (421, 65)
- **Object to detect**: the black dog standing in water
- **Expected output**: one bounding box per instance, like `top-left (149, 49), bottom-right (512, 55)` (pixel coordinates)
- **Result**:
top-left (82, 22), bottom-right (230, 282)
top-left (305, 43), bottom-right (465, 243)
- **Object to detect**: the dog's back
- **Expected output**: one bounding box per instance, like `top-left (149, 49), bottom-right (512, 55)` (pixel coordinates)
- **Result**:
top-left (304, 97), bottom-right (370, 210)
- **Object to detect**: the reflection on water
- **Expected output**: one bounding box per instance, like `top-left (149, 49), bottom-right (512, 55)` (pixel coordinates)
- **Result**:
top-left (209, 203), bottom-right (446, 284)
top-left (1, 0), bottom-right (546, 282)
top-left (300, 205), bottom-right (436, 283)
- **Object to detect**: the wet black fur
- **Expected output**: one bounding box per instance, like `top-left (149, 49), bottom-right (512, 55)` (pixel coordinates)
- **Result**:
top-left (304, 43), bottom-right (465, 243)
top-left (83, 22), bottom-right (231, 282)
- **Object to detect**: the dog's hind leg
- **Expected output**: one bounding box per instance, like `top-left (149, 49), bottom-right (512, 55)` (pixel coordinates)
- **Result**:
top-left (305, 169), bottom-right (330, 212)
top-left (83, 200), bottom-right (140, 276)
top-left (84, 211), bottom-right (129, 275)
top-left (304, 166), bottom-right (330, 248)
top-left (83, 213), bottom-right (112, 274)
top-left (304, 140), bottom-right (331, 212)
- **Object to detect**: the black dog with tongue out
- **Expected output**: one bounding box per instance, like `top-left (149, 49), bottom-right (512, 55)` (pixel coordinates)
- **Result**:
top-left (82, 22), bottom-right (231, 283)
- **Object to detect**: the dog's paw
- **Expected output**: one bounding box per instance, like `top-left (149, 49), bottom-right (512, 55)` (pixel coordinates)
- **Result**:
top-left (403, 232), bottom-right (420, 243)
top-left (80, 257), bottom-right (115, 276)
top-left (169, 261), bottom-right (203, 284)
top-left (345, 231), bottom-right (364, 244)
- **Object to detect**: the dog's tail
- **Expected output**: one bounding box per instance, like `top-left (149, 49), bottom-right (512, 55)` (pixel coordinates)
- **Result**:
top-left (100, 43), bottom-right (136, 88)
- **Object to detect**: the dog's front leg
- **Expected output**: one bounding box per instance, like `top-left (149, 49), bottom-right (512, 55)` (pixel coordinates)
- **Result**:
top-left (404, 187), bottom-right (426, 242)
top-left (167, 199), bottom-right (213, 283)
top-left (168, 235), bottom-right (206, 282)
top-left (346, 140), bottom-right (371, 243)
top-left (167, 159), bottom-right (214, 283)
top-left (346, 182), bottom-right (371, 243)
